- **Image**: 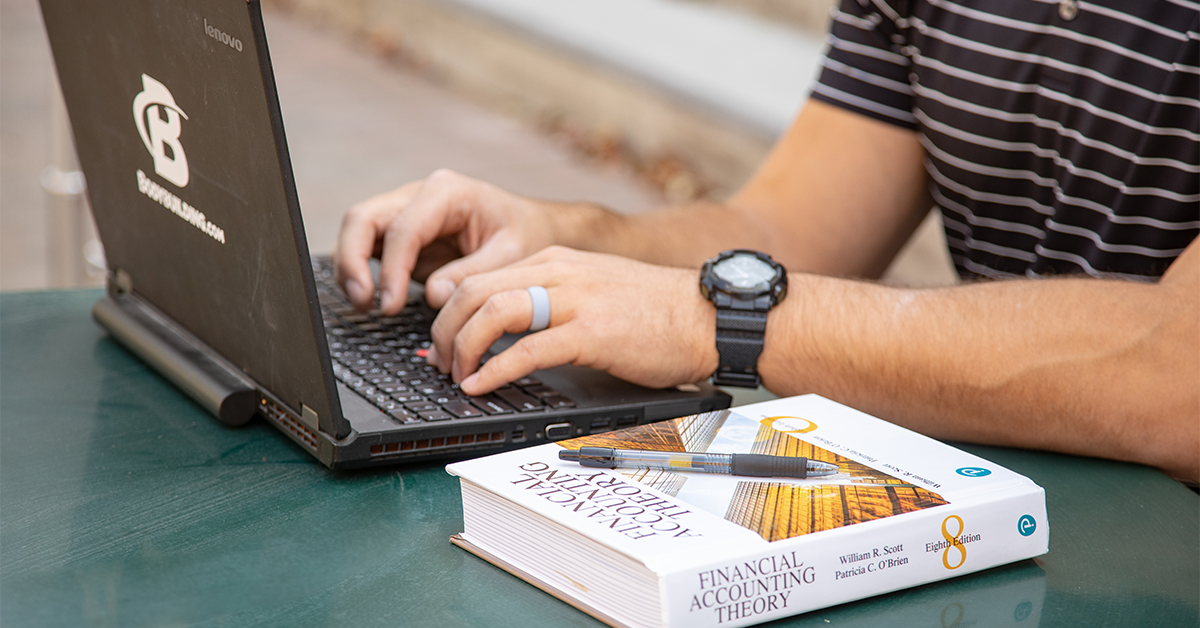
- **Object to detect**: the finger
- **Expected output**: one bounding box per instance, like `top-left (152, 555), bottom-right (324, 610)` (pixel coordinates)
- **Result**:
top-left (448, 288), bottom-right (543, 383)
top-left (423, 234), bottom-right (527, 308)
top-left (334, 184), bottom-right (420, 309)
top-left (503, 244), bottom-right (582, 269)
top-left (376, 171), bottom-right (479, 314)
top-left (460, 326), bottom-right (581, 395)
top-left (411, 237), bottom-right (463, 283)
top-left (429, 267), bottom-right (561, 372)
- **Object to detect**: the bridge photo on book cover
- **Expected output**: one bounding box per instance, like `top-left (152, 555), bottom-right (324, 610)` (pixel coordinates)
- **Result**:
top-left (560, 410), bottom-right (949, 542)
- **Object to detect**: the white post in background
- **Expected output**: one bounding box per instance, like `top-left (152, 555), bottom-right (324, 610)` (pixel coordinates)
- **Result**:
top-left (43, 79), bottom-right (104, 288)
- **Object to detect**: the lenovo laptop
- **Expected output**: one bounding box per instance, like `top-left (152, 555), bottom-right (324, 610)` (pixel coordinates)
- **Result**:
top-left (40, 0), bottom-right (730, 469)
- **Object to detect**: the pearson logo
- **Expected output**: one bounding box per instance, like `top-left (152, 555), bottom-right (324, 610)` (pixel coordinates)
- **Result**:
top-left (955, 467), bottom-right (991, 478)
top-left (132, 74), bottom-right (189, 187)
top-left (1017, 514), bottom-right (1037, 537)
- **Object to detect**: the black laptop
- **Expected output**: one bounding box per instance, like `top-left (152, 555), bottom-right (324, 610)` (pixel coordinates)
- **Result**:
top-left (39, 0), bottom-right (730, 469)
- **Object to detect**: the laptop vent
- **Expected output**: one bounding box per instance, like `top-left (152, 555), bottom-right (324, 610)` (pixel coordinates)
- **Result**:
top-left (370, 431), bottom-right (506, 456)
top-left (261, 399), bottom-right (318, 452)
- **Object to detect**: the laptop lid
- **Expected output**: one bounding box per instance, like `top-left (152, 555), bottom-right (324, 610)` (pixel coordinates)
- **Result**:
top-left (40, 0), bottom-right (349, 438)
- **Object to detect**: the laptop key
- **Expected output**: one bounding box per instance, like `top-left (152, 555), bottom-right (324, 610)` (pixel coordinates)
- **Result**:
top-left (494, 387), bottom-right (544, 412)
top-left (471, 396), bottom-right (514, 415)
top-left (419, 410), bottom-right (452, 422)
top-left (388, 408), bottom-right (420, 424)
top-left (443, 401), bottom-right (484, 418)
top-left (544, 395), bottom-right (576, 409)
top-left (405, 401), bottom-right (438, 413)
top-left (522, 384), bottom-right (560, 398)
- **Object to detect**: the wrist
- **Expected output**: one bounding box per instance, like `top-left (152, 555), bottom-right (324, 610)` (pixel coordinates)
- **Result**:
top-left (548, 201), bottom-right (629, 255)
top-left (699, 250), bottom-right (788, 388)
top-left (755, 272), bottom-right (810, 394)
top-left (678, 268), bottom-right (720, 384)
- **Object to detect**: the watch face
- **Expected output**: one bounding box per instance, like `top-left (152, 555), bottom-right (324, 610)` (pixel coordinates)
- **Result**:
top-left (713, 254), bottom-right (776, 292)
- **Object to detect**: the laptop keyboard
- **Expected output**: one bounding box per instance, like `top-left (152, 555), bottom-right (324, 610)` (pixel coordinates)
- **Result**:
top-left (311, 258), bottom-right (576, 425)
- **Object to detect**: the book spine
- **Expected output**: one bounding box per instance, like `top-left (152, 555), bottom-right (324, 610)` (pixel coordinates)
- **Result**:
top-left (661, 485), bottom-right (1048, 628)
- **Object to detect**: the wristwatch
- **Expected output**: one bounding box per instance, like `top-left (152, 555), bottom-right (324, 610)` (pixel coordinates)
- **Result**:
top-left (699, 250), bottom-right (787, 388)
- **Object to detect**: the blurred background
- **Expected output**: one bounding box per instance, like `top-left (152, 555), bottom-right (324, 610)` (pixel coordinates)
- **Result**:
top-left (0, 0), bottom-right (956, 293)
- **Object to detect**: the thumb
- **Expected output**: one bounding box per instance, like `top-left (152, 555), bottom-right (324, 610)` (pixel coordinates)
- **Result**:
top-left (424, 234), bottom-right (527, 307)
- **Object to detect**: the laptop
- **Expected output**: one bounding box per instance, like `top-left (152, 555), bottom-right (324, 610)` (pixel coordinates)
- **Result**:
top-left (39, 0), bottom-right (731, 469)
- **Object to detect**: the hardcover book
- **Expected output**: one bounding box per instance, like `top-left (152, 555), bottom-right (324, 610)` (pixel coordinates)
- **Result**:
top-left (446, 395), bottom-right (1049, 628)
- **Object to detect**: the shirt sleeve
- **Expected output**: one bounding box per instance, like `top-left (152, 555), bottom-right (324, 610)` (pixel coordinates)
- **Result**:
top-left (810, 0), bottom-right (917, 129)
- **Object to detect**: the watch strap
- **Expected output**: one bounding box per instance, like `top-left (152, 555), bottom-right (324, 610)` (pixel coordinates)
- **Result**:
top-left (712, 308), bottom-right (768, 387)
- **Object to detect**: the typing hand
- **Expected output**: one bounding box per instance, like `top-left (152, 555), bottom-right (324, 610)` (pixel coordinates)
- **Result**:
top-left (426, 246), bottom-right (719, 395)
top-left (333, 169), bottom-right (560, 315)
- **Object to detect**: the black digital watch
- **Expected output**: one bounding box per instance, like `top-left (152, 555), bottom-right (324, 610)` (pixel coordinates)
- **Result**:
top-left (699, 250), bottom-right (787, 388)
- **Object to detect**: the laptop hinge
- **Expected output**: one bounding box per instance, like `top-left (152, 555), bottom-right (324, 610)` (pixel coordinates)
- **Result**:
top-left (300, 404), bottom-right (320, 432)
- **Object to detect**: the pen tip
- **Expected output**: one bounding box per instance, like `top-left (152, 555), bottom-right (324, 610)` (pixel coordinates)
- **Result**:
top-left (558, 450), bottom-right (580, 461)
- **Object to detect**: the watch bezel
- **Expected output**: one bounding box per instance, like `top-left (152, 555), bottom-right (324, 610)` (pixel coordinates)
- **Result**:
top-left (700, 249), bottom-right (787, 303)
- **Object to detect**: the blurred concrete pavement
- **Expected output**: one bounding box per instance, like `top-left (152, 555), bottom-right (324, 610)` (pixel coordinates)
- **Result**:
top-left (0, 0), bottom-right (664, 291)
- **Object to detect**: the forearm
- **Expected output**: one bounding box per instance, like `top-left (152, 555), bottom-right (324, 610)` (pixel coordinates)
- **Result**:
top-left (549, 99), bottom-right (932, 274)
top-left (761, 267), bottom-right (1199, 481)
top-left (549, 199), bottom-right (776, 268)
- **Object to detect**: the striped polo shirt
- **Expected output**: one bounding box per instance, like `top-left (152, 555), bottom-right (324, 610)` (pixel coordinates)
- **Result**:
top-left (811, 0), bottom-right (1199, 280)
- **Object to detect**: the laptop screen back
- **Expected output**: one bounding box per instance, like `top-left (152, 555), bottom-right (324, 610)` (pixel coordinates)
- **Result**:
top-left (41, 0), bottom-right (345, 436)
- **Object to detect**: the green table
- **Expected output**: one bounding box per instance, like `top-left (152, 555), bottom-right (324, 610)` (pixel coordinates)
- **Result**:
top-left (2, 290), bottom-right (1196, 627)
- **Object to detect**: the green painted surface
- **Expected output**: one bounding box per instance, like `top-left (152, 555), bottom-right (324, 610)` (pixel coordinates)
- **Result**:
top-left (2, 290), bottom-right (1196, 627)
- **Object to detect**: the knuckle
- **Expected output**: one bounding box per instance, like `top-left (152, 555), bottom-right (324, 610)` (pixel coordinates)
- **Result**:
top-left (457, 275), bottom-right (486, 299)
top-left (426, 168), bottom-right (462, 186)
top-left (480, 291), bottom-right (516, 318)
top-left (341, 202), bottom-right (371, 228)
top-left (451, 334), bottom-right (474, 366)
top-left (543, 244), bottom-right (571, 258)
top-left (429, 315), bottom-right (448, 341)
top-left (507, 338), bottom-right (539, 366)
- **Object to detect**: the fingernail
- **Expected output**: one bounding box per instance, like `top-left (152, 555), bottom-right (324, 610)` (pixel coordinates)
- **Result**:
top-left (461, 372), bottom-right (480, 394)
top-left (428, 278), bottom-right (455, 306)
top-left (380, 288), bottom-right (395, 312)
top-left (345, 278), bottom-right (367, 305)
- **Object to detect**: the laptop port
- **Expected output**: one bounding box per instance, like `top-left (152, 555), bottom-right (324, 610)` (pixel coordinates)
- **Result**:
top-left (545, 422), bottom-right (573, 440)
top-left (511, 429), bottom-right (526, 443)
top-left (616, 415), bottom-right (638, 428)
top-left (589, 418), bottom-right (612, 434)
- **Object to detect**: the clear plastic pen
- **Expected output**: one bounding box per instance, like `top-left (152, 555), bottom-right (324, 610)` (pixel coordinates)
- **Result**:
top-left (558, 446), bottom-right (839, 479)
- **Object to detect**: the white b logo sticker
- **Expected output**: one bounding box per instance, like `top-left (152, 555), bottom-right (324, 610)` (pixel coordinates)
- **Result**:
top-left (132, 74), bottom-right (189, 187)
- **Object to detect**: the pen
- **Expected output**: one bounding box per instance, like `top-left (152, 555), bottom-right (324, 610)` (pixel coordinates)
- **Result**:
top-left (558, 447), bottom-right (839, 479)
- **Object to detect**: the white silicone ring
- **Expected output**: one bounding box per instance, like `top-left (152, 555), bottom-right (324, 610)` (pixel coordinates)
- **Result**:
top-left (527, 286), bottom-right (550, 332)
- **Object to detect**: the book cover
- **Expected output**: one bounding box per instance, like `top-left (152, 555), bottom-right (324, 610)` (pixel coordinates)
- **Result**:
top-left (447, 395), bottom-right (1049, 628)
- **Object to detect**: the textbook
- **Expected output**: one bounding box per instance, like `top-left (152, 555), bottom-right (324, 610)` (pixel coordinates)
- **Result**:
top-left (446, 395), bottom-right (1049, 628)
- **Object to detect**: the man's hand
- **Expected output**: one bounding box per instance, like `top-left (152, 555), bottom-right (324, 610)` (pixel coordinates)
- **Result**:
top-left (332, 101), bottom-right (932, 317)
top-left (425, 246), bottom-right (719, 396)
top-left (333, 169), bottom-right (561, 314)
